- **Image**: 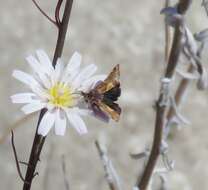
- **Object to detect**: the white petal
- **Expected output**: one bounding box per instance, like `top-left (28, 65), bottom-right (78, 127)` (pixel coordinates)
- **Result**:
top-left (11, 93), bottom-right (37, 104)
top-left (26, 55), bottom-right (44, 74)
top-left (61, 52), bottom-right (81, 83)
top-left (26, 55), bottom-right (41, 70)
top-left (62, 69), bottom-right (79, 85)
top-left (46, 103), bottom-right (55, 111)
top-left (53, 58), bottom-right (64, 84)
top-left (36, 49), bottom-right (54, 73)
top-left (36, 49), bottom-right (52, 67)
top-left (27, 54), bottom-right (52, 76)
top-left (78, 64), bottom-right (97, 80)
top-left (39, 73), bottom-right (52, 89)
top-left (72, 107), bottom-right (92, 116)
top-left (26, 55), bottom-right (52, 89)
top-left (73, 64), bottom-right (97, 89)
top-left (38, 111), bottom-right (56, 136)
top-left (67, 52), bottom-right (82, 71)
top-left (21, 101), bottom-right (46, 114)
top-left (66, 110), bottom-right (88, 135)
top-left (12, 70), bottom-right (39, 87)
top-left (31, 86), bottom-right (50, 100)
top-left (55, 58), bottom-right (64, 74)
top-left (79, 74), bottom-right (107, 91)
top-left (55, 109), bottom-right (67, 136)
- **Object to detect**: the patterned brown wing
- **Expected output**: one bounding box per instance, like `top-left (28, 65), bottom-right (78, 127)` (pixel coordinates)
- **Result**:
top-left (91, 102), bottom-right (110, 122)
top-left (95, 64), bottom-right (120, 94)
top-left (98, 101), bottom-right (121, 122)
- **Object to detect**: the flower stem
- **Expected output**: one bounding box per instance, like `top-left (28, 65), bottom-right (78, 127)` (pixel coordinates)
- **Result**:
top-left (23, 1), bottom-right (74, 190)
top-left (164, 0), bottom-right (172, 63)
top-left (53, 0), bottom-right (73, 67)
top-left (23, 109), bottom-right (46, 190)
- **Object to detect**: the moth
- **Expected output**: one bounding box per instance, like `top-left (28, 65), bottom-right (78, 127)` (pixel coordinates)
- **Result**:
top-left (81, 64), bottom-right (121, 122)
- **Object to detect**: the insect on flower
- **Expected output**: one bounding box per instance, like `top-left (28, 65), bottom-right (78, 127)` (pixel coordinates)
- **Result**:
top-left (81, 64), bottom-right (121, 122)
top-left (11, 50), bottom-right (107, 136)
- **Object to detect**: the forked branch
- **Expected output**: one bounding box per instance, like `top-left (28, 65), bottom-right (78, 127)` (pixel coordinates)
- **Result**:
top-left (137, 1), bottom-right (192, 190)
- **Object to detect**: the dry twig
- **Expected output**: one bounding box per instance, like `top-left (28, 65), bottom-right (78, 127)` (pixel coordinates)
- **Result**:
top-left (32, 0), bottom-right (57, 27)
top-left (202, 0), bottom-right (208, 16)
top-left (95, 140), bottom-right (122, 190)
top-left (137, 1), bottom-right (192, 190)
top-left (11, 131), bottom-right (28, 183)
top-left (0, 113), bottom-right (36, 144)
top-left (61, 155), bottom-right (70, 190)
top-left (164, 0), bottom-right (172, 63)
top-left (166, 64), bottom-right (194, 127)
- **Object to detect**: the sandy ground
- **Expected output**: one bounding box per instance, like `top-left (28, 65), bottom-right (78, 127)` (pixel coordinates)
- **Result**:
top-left (0, 0), bottom-right (208, 190)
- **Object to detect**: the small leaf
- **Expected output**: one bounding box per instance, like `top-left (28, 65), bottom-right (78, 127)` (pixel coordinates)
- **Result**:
top-left (176, 68), bottom-right (199, 80)
top-left (170, 114), bottom-right (191, 126)
top-left (197, 66), bottom-right (208, 90)
top-left (160, 140), bottom-right (169, 154)
top-left (170, 97), bottom-right (191, 126)
top-left (184, 26), bottom-right (198, 56)
top-left (194, 28), bottom-right (208, 42)
top-left (130, 151), bottom-right (149, 160)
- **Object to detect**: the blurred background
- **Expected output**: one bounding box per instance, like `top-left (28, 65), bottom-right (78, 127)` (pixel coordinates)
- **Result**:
top-left (0, 0), bottom-right (208, 189)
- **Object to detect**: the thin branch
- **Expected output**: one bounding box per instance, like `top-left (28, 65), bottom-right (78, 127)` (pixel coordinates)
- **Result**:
top-left (0, 113), bottom-right (36, 144)
top-left (19, 161), bottom-right (34, 168)
top-left (23, 1), bottom-right (74, 189)
top-left (23, 109), bottom-right (46, 190)
top-left (61, 155), bottom-right (70, 190)
top-left (52, 0), bottom-right (74, 67)
top-left (202, 0), bottom-right (208, 16)
top-left (137, 1), bottom-right (192, 190)
top-left (166, 27), bottom-right (206, 135)
top-left (166, 64), bottom-right (194, 125)
top-left (95, 140), bottom-right (122, 190)
top-left (55, 0), bottom-right (64, 27)
top-left (11, 131), bottom-right (29, 184)
top-left (32, 0), bottom-right (58, 27)
top-left (164, 0), bottom-right (172, 63)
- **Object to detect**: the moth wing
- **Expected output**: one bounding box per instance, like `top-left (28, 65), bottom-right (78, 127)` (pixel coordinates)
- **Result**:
top-left (98, 101), bottom-right (121, 122)
top-left (103, 83), bottom-right (121, 101)
top-left (91, 103), bottom-right (110, 123)
top-left (103, 64), bottom-right (120, 83)
top-left (95, 64), bottom-right (120, 93)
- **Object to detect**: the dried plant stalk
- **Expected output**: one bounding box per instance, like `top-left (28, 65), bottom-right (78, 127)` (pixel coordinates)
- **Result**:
top-left (0, 113), bottom-right (36, 144)
top-left (164, 0), bottom-right (172, 63)
top-left (137, 1), bottom-right (192, 190)
top-left (166, 64), bottom-right (194, 123)
top-left (95, 140), bottom-right (122, 190)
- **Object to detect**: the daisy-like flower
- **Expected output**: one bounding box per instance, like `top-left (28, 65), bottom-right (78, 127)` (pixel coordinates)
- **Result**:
top-left (11, 50), bottom-right (106, 136)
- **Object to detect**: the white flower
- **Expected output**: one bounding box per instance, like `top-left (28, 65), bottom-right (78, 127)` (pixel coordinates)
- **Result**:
top-left (11, 50), bottom-right (106, 136)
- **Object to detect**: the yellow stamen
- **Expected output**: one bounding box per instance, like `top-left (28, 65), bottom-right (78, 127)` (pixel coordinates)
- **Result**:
top-left (49, 83), bottom-right (74, 107)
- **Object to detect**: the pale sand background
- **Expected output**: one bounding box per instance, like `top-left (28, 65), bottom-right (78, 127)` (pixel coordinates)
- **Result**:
top-left (0, 0), bottom-right (208, 189)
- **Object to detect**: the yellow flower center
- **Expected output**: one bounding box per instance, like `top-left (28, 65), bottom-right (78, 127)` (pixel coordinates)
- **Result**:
top-left (49, 83), bottom-right (74, 107)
